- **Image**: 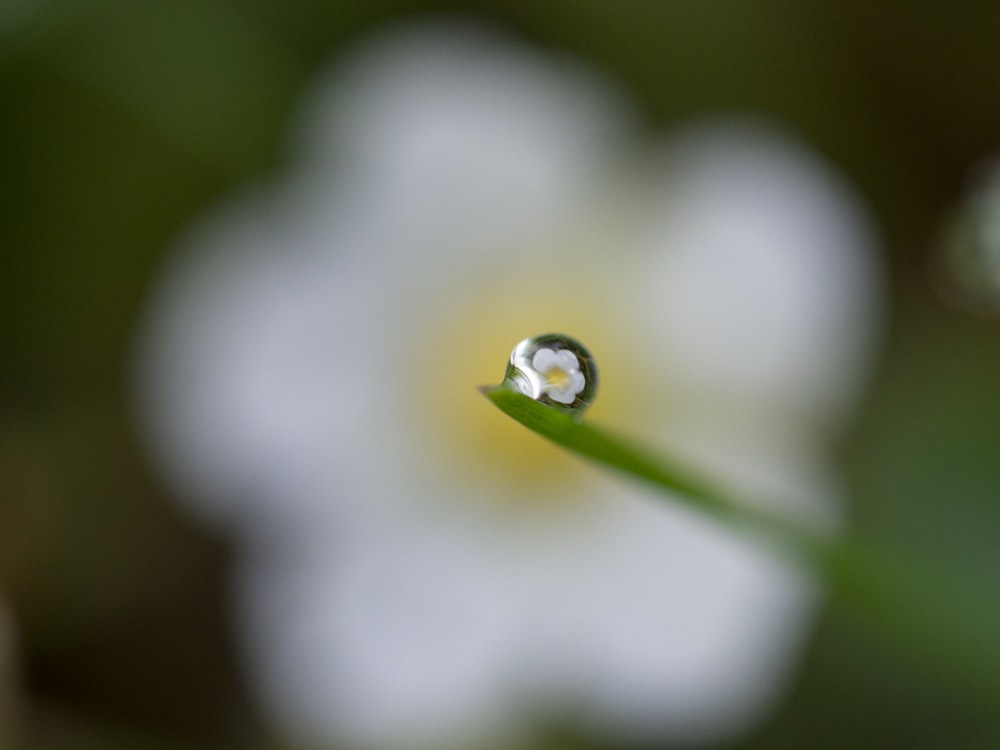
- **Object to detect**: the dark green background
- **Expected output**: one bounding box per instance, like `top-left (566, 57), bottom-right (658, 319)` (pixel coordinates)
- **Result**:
top-left (3, 1), bottom-right (1000, 748)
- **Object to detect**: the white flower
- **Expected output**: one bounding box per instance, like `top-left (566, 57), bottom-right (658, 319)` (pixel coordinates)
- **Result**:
top-left (133, 20), bottom-right (881, 750)
top-left (531, 347), bottom-right (586, 404)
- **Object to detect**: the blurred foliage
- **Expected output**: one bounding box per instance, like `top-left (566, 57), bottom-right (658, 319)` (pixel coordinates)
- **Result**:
top-left (3, 0), bottom-right (1000, 748)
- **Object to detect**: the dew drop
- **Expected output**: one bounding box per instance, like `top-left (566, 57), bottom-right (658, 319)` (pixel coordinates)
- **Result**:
top-left (502, 333), bottom-right (598, 416)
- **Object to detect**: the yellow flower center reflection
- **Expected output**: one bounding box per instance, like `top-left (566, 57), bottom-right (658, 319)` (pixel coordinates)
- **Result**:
top-left (412, 273), bottom-right (633, 510)
top-left (543, 366), bottom-right (570, 390)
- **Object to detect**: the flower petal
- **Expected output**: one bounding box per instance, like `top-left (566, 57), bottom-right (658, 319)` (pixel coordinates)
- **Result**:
top-left (531, 347), bottom-right (559, 372)
top-left (291, 20), bottom-right (632, 264)
top-left (239, 523), bottom-right (526, 748)
top-left (632, 122), bottom-right (881, 432)
top-left (554, 349), bottom-right (580, 373)
top-left (546, 385), bottom-right (577, 404)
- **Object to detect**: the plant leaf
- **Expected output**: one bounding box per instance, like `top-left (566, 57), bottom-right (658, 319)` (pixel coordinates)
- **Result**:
top-left (481, 384), bottom-right (828, 560)
top-left (482, 384), bottom-right (1000, 711)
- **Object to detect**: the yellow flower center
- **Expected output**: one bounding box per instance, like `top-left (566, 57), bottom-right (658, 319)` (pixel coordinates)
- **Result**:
top-left (409, 271), bottom-right (637, 511)
top-left (542, 366), bottom-right (571, 390)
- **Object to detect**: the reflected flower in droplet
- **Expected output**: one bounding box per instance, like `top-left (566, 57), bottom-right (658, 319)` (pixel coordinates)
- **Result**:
top-left (133, 20), bottom-right (882, 750)
top-left (503, 333), bottom-right (597, 414)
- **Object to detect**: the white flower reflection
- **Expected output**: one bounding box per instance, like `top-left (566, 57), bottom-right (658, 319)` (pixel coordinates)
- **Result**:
top-left (134, 21), bottom-right (881, 750)
top-left (532, 348), bottom-right (586, 404)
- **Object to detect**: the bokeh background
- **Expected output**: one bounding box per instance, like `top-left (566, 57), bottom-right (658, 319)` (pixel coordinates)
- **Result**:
top-left (3, 1), bottom-right (1000, 748)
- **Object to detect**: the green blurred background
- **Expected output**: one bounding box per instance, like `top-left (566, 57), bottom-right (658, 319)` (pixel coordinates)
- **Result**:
top-left (3, 1), bottom-right (1000, 748)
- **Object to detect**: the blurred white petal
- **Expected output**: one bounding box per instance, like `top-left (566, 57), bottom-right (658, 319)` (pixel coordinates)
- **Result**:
top-left (634, 122), bottom-right (879, 426)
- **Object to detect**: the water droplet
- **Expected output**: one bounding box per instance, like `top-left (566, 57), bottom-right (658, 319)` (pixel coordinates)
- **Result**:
top-left (502, 334), bottom-right (598, 416)
top-left (935, 157), bottom-right (1000, 313)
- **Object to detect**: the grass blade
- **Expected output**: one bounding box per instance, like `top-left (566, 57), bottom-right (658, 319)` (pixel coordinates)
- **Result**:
top-left (482, 384), bottom-right (1000, 714)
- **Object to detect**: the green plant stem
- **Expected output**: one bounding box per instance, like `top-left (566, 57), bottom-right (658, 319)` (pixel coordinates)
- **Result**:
top-left (482, 385), bottom-right (830, 560)
top-left (482, 385), bottom-right (1000, 719)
